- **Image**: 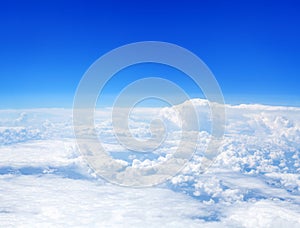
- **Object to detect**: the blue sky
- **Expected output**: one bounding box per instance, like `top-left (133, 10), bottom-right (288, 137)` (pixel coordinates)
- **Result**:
top-left (0, 0), bottom-right (300, 108)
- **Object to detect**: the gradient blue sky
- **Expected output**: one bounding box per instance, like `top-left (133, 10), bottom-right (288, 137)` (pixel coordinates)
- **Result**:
top-left (1, 0), bottom-right (300, 108)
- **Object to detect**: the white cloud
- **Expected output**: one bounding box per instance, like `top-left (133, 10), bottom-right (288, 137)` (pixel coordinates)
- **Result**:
top-left (0, 99), bottom-right (300, 226)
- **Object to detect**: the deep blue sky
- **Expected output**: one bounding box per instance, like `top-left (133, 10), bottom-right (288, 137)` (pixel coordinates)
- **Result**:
top-left (1, 0), bottom-right (300, 108)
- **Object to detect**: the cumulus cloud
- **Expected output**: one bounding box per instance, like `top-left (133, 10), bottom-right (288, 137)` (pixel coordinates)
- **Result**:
top-left (0, 99), bottom-right (300, 226)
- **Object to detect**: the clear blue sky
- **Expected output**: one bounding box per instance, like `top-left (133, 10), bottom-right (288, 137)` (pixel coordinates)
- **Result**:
top-left (1, 0), bottom-right (300, 108)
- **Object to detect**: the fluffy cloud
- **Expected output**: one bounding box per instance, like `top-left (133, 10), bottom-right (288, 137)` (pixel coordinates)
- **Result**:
top-left (0, 99), bottom-right (300, 226)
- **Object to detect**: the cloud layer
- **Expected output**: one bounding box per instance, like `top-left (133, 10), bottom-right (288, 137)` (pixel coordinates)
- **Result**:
top-left (0, 100), bottom-right (300, 226)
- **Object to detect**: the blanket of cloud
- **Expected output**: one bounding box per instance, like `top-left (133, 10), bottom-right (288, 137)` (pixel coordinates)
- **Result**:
top-left (0, 99), bottom-right (300, 227)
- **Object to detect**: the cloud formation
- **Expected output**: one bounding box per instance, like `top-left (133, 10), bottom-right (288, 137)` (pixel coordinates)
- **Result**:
top-left (0, 99), bottom-right (300, 226)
